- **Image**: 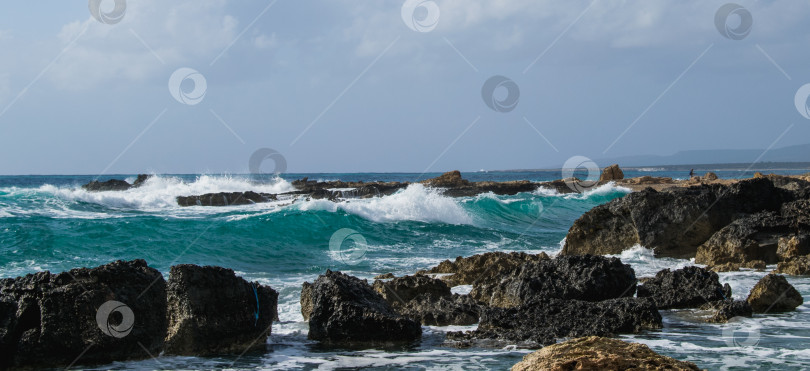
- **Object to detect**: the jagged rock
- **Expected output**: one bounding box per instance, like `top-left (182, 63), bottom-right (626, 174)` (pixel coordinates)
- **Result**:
top-left (636, 266), bottom-right (729, 309)
top-left (164, 265), bottom-right (278, 356)
top-left (422, 170), bottom-right (470, 188)
top-left (132, 174), bottom-right (151, 187)
top-left (746, 274), bottom-right (803, 313)
top-left (446, 297), bottom-right (661, 348)
top-left (617, 176), bottom-right (674, 185)
top-left (775, 255), bottom-right (810, 275)
top-left (778, 235), bottom-right (810, 260)
top-left (373, 274), bottom-right (450, 303)
top-left (176, 191), bottom-right (276, 207)
top-left (742, 260), bottom-right (767, 270)
top-left (704, 172), bottom-right (718, 181)
top-left (562, 178), bottom-right (789, 258)
top-left (599, 164), bottom-right (624, 182)
top-left (708, 262), bottom-right (741, 272)
top-left (372, 275), bottom-right (479, 326)
top-left (425, 251), bottom-right (549, 287)
top-left (300, 282), bottom-right (313, 321)
top-left (374, 273), bottom-right (395, 279)
top-left (510, 336), bottom-right (700, 371)
top-left (699, 299), bottom-right (753, 323)
top-left (695, 212), bottom-right (791, 266)
top-left (391, 293), bottom-right (480, 326)
top-left (0, 260), bottom-right (167, 369)
top-left (470, 255), bottom-right (637, 308)
top-left (307, 270), bottom-right (421, 344)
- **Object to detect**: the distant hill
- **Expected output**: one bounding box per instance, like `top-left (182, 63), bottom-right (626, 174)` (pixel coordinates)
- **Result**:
top-left (596, 143), bottom-right (810, 167)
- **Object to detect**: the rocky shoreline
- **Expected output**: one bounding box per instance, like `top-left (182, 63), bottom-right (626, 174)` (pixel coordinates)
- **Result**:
top-left (5, 166), bottom-right (809, 368)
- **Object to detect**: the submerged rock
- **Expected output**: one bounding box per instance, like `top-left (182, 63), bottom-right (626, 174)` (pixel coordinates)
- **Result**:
top-left (164, 265), bottom-right (278, 356)
top-left (746, 274), bottom-right (803, 313)
top-left (308, 270), bottom-right (421, 344)
top-left (0, 260), bottom-right (167, 369)
top-left (446, 297), bottom-right (661, 348)
top-left (425, 251), bottom-right (549, 287)
top-left (562, 178), bottom-right (789, 258)
top-left (510, 336), bottom-right (701, 371)
top-left (699, 299), bottom-right (753, 323)
top-left (636, 266), bottom-right (729, 309)
top-left (373, 275), bottom-right (479, 326)
top-left (176, 191), bottom-right (276, 207)
top-left (470, 255), bottom-right (637, 308)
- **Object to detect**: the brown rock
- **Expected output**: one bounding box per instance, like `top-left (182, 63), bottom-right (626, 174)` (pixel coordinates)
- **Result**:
top-left (709, 262), bottom-right (740, 272)
top-left (510, 336), bottom-right (700, 371)
top-left (778, 235), bottom-right (810, 260)
top-left (426, 251), bottom-right (549, 287)
top-left (373, 273), bottom-right (395, 280)
top-left (422, 170), bottom-right (470, 188)
top-left (742, 260), bottom-right (767, 270)
top-left (775, 255), bottom-right (810, 275)
top-left (704, 172), bottom-right (718, 181)
top-left (599, 164), bottom-right (624, 182)
top-left (300, 282), bottom-right (313, 321)
top-left (746, 274), bottom-right (803, 313)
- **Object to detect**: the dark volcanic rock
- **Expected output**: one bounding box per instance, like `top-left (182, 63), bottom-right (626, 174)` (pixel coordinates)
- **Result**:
top-left (562, 178), bottom-right (789, 258)
top-left (372, 275), bottom-right (479, 326)
top-left (746, 274), bottom-right (803, 313)
top-left (176, 191), bottom-right (276, 207)
top-left (82, 174), bottom-right (153, 192)
top-left (695, 212), bottom-right (790, 266)
top-left (308, 270), bottom-right (421, 344)
top-left (636, 266), bottom-right (729, 309)
top-left (699, 299), bottom-right (753, 323)
top-left (446, 297), bottom-right (661, 348)
top-left (0, 260), bottom-right (167, 369)
top-left (470, 255), bottom-right (637, 308)
top-left (164, 265), bottom-right (278, 356)
top-left (425, 251), bottom-right (549, 287)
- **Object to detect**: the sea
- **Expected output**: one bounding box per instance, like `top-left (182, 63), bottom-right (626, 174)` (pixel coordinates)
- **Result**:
top-left (1, 169), bottom-right (809, 370)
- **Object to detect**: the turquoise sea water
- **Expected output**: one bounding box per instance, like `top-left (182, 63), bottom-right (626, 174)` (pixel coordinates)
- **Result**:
top-left (1, 170), bottom-right (809, 370)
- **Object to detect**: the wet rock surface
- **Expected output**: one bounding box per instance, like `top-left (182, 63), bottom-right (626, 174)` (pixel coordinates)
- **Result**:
top-left (446, 297), bottom-right (662, 348)
top-left (82, 174), bottom-right (152, 192)
top-left (307, 270), bottom-right (421, 344)
top-left (176, 191), bottom-right (277, 207)
top-left (636, 266), bottom-right (729, 309)
top-left (775, 255), bottom-right (810, 275)
top-left (510, 336), bottom-right (700, 371)
top-left (164, 265), bottom-right (278, 356)
top-left (372, 275), bottom-right (479, 326)
top-left (0, 260), bottom-right (167, 369)
top-left (746, 274), bottom-right (803, 313)
top-left (470, 255), bottom-right (637, 308)
top-left (562, 178), bottom-right (790, 258)
top-left (699, 299), bottom-right (753, 323)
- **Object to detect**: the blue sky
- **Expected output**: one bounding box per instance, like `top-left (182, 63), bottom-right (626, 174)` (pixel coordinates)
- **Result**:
top-left (0, 0), bottom-right (809, 174)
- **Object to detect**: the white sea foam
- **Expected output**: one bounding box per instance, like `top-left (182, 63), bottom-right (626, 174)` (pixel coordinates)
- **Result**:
top-left (37, 175), bottom-right (295, 212)
top-left (326, 184), bottom-right (473, 225)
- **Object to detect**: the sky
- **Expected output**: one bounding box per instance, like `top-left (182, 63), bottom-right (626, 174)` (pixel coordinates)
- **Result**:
top-left (0, 0), bottom-right (809, 175)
